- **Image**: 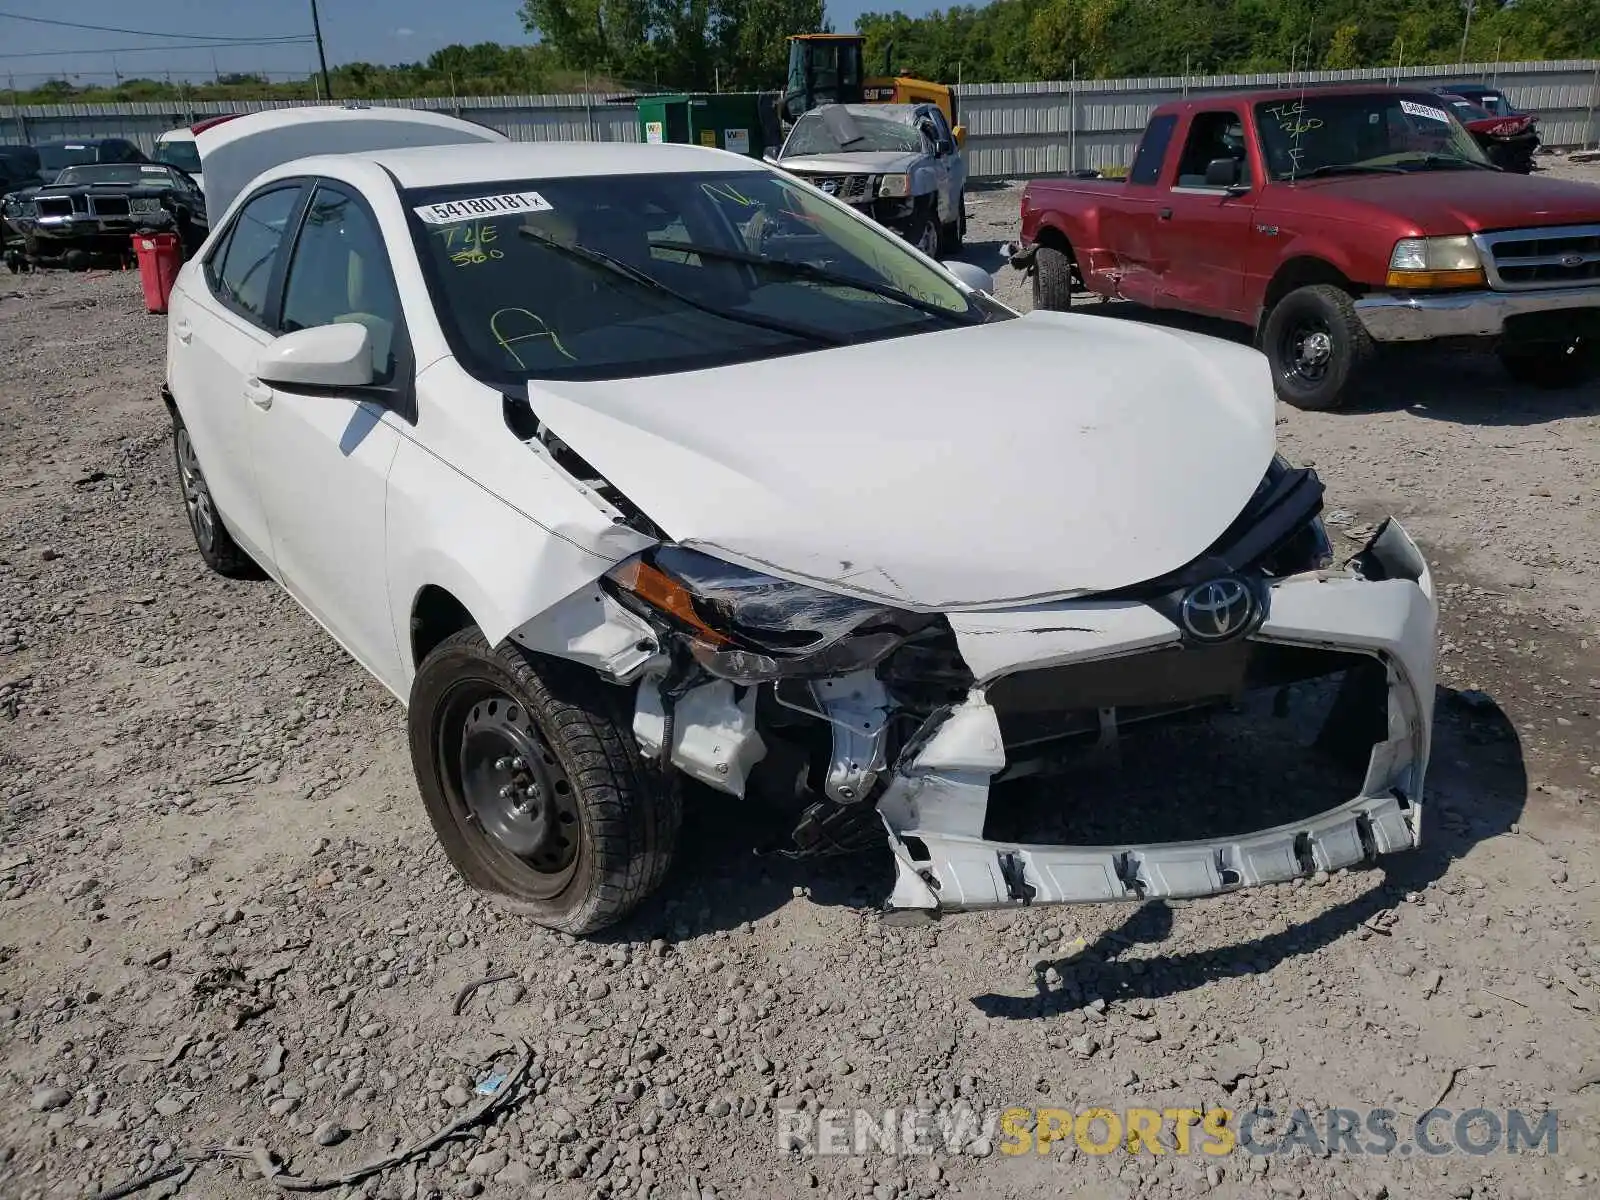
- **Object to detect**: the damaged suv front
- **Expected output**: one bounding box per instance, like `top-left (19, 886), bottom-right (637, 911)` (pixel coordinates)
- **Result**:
top-left (580, 462), bottom-right (1433, 919)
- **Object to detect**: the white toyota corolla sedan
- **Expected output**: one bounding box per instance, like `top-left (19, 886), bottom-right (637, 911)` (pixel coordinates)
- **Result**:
top-left (164, 106), bottom-right (1438, 934)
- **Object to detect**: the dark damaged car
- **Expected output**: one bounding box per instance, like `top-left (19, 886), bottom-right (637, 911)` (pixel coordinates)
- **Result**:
top-left (3, 162), bottom-right (208, 271)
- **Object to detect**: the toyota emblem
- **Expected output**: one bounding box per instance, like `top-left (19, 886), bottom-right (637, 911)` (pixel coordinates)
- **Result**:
top-left (1179, 578), bottom-right (1257, 642)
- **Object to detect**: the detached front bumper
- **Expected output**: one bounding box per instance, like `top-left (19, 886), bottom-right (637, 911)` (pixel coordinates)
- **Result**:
top-left (876, 519), bottom-right (1437, 916)
top-left (1354, 284), bottom-right (1600, 342)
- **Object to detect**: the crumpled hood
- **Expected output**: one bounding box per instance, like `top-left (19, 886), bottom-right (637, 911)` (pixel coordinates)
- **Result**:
top-left (779, 150), bottom-right (923, 176)
top-left (1295, 169), bottom-right (1600, 234)
top-left (528, 311), bottom-right (1277, 610)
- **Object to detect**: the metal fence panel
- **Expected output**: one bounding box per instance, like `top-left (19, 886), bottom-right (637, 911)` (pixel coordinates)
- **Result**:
top-left (3, 59), bottom-right (1596, 180)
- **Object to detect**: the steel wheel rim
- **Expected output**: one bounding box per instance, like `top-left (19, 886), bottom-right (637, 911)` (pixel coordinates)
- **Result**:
top-left (1281, 318), bottom-right (1334, 385)
top-left (443, 686), bottom-right (581, 894)
top-left (175, 428), bottom-right (216, 552)
top-left (917, 221), bottom-right (940, 257)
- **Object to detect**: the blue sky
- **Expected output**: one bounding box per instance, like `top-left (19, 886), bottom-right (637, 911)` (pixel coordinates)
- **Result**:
top-left (0, 0), bottom-right (930, 87)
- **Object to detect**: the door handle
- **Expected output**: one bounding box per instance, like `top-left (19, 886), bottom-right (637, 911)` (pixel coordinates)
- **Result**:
top-left (174, 319), bottom-right (192, 343)
top-left (245, 380), bottom-right (274, 411)
top-left (1159, 207), bottom-right (1173, 221)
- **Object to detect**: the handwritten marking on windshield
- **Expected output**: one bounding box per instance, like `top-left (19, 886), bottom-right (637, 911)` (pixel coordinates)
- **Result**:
top-left (435, 221), bottom-right (504, 267)
top-left (700, 181), bottom-right (759, 207)
top-left (491, 308), bottom-right (576, 367)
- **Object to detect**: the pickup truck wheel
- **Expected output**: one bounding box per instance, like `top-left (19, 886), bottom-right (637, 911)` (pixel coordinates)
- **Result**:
top-left (409, 628), bottom-right (680, 936)
top-left (1032, 243), bottom-right (1075, 311)
top-left (1498, 335), bottom-right (1597, 389)
top-left (1261, 284), bottom-right (1371, 410)
top-left (172, 420), bottom-right (259, 578)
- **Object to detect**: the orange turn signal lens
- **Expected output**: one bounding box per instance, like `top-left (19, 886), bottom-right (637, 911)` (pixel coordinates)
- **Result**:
top-left (609, 559), bottom-right (731, 646)
top-left (1385, 267), bottom-right (1486, 290)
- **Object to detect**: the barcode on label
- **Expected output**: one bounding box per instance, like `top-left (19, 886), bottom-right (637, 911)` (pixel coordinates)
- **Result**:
top-left (413, 191), bottom-right (553, 224)
top-left (1399, 100), bottom-right (1449, 123)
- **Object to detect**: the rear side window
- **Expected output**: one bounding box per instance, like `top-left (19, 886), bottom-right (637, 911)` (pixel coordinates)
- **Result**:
top-left (209, 186), bottom-right (303, 326)
top-left (1129, 115), bottom-right (1178, 185)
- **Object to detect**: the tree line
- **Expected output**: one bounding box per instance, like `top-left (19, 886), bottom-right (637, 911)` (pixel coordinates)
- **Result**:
top-left (4, 0), bottom-right (1597, 104)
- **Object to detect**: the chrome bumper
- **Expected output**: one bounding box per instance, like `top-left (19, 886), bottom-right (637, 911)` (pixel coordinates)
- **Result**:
top-left (1354, 284), bottom-right (1600, 342)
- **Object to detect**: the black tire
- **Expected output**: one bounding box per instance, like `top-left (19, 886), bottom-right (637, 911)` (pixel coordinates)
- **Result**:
top-left (1032, 241), bottom-right (1075, 311)
top-left (1499, 335), bottom-right (1597, 389)
top-left (172, 418), bottom-right (258, 578)
top-left (906, 205), bottom-right (941, 260)
top-left (1260, 283), bottom-right (1372, 411)
top-left (940, 189), bottom-right (965, 254)
top-left (408, 627), bottom-right (680, 935)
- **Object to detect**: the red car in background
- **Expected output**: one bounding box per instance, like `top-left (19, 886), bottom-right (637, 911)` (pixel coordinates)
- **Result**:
top-left (1437, 92), bottom-right (1540, 173)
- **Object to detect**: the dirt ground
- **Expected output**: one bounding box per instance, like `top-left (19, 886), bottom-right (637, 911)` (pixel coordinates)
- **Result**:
top-left (3, 154), bottom-right (1600, 1200)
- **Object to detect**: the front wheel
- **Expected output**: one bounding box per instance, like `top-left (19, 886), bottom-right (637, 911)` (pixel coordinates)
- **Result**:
top-left (940, 190), bottom-right (965, 254)
top-left (906, 207), bottom-right (941, 260)
top-left (1499, 335), bottom-right (1597, 389)
top-left (408, 628), bottom-right (679, 935)
top-left (1260, 283), bottom-right (1372, 411)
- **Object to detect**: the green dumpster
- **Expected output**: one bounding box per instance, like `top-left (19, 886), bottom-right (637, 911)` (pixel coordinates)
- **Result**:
top-left (636, 93), bottom-right (775, 159)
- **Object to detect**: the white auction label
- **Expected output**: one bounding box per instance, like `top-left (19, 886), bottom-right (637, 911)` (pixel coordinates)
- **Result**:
top-left (413, 191), bottom-right (553, 224)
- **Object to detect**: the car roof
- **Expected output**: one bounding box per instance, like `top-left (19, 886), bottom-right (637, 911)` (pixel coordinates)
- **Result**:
top-left (342, 140), bottom-right (767, 189)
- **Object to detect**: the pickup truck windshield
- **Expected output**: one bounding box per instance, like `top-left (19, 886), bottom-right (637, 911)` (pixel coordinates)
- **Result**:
top-left (783, 111), bottom-right (924, 156)
top-left (407, 169), bottom-right (1003, 384)
top-left (1255, 93), bottom-right (1492, 180)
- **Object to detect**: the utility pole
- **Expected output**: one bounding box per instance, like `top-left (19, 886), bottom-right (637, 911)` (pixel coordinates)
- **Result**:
top-left (310, 0), bottom-right (333, 100)
top-left (1458, 0), bottom-right (1474, 66)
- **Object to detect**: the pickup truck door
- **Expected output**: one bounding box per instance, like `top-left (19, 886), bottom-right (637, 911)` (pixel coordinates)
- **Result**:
top-left (1152, 107), bottom-right (1258, 321)
top-left (922, 107), bottom-right (965, 225)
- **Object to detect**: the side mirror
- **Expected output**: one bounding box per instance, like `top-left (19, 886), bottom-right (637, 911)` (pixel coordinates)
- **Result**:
top-left (762, 149), bottom-right (779, 165)
top-left (256, 323), bottom-right (375, 390)
top-left (952, 124), bottom-right (967, 148)
top-left (1204, 156), bottom-right (1244, 189)
top-left (944, 260), bottom-right (994, 294)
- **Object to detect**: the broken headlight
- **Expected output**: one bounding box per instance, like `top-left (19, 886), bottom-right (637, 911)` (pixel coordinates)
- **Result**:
top-left (606, 547), bottom-right (919, 684)
top-left (130, 197), bottom-right (164, 215)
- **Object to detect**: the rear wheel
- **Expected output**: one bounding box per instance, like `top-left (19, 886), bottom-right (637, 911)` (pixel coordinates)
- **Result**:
top-left (408, 628), bottom-right (679, 935)
top-left (1260, 284), bottom-right (1371, 411)
top-left (172, 419), bottom-right (258, 578)
top-left (1499, 334), bottom-right (1597, 389)
top-left (1032, 242), bottom-right (1075, 311)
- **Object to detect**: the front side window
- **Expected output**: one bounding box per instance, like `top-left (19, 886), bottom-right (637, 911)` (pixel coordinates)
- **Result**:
top-left (1175, 110), bottom-right (1251, 187)
top-left (280, 186), bottom-right (403, 382)
top-left (407, 168), bottom-right (1006, 384)
top-left (1254, 93), bottom-right (1491, 181)
top-left (210, 186), bottom-right (302, 324)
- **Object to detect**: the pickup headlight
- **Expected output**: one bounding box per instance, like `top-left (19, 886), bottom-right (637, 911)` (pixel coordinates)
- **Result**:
top-left (130, 197), bottom-right (163, 214)
top-left (2, 194), bottom-right (33, 219)
top-left (607, 547), bottom-right (921, 684)
top-left (877, 173), bottom-right (911, 198)
top-left (1386, 235), bottom-right (1485, 289)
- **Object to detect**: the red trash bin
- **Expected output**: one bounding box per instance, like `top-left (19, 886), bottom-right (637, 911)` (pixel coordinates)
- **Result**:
top-left (133, 232), bottom-right (183, 314)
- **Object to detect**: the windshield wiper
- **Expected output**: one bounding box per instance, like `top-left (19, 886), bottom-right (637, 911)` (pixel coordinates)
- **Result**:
top-left (647, 239), bottom-right (979, 324)
top-left (517, 227), bottom-right (846, 347)
top-left (1396, 154), bottom-right (1497, 171)
top-left (1292, 163), bottom-right (1407, 179)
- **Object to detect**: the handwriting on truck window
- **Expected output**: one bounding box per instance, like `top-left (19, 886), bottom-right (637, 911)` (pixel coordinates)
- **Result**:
top-left (433, 221), bottom-right (504, 267)
top-left (1265, 101), bottom-right (1325, 135)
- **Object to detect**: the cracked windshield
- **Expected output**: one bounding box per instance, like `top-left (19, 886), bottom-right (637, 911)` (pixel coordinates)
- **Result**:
top-left (408, 170), bottom-right (1000, 383)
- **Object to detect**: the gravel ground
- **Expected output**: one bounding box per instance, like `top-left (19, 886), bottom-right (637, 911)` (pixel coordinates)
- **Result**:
top-left (3, 156), bottom-right (1600, 1200)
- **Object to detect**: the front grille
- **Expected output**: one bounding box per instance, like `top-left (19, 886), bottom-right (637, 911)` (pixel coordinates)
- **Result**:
top-left (35, 197), bottom-right (72, 218)
top-left (89, 195), bottom-right (130, 218)
top-left (1479, 224), bottom-right (1600, 289)
top-left (801, 173), bottom-right (874, 203)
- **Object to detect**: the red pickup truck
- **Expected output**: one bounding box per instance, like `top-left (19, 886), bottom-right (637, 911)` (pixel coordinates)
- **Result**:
top-left (1007, 85), bottom-right (1600, 409)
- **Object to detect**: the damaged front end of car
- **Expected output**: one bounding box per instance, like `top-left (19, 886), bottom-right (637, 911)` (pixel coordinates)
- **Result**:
top-left (505, 442), bottom-right (1435, 919)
